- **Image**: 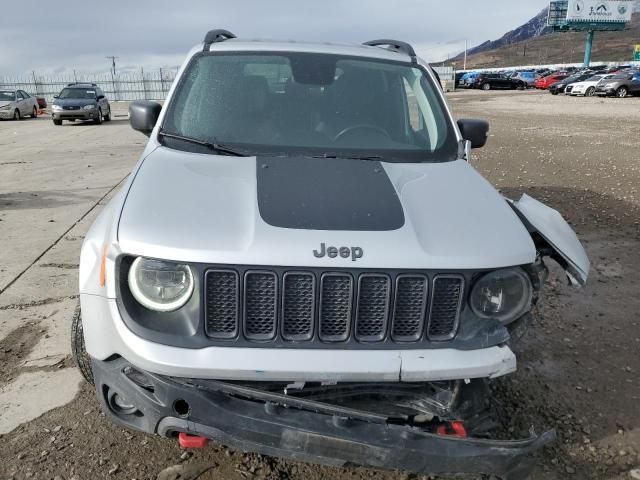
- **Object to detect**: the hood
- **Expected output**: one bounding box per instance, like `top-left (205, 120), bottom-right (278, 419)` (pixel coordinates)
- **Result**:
top-left (117, 148), bottom-right (536, 270)
top-left (53, 98), bottom-right (96, 107)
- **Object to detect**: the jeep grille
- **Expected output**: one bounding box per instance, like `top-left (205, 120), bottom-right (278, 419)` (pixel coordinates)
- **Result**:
top-left (205, 268), bottom-right (464, 346)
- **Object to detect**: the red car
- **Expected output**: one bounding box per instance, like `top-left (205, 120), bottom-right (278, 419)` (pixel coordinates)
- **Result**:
top-left (535, 73), bottom-right (570, 90)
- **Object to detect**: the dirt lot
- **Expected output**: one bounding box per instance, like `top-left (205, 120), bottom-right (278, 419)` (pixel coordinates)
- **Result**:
top-left (0, 91), bottom-right (639, 480)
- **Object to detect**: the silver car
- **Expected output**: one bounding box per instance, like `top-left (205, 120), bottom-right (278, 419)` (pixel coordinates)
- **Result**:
top-left (0, 89), bottom-right (39, 120)
top-left (73, 29), bottom-right (590, 479)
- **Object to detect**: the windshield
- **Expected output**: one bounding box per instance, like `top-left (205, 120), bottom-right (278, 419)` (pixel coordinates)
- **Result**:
top-left (58, 88), bottom-right (96, 99)
top-left (0, 91), bottom-right (15, 101)
top-left (611, 73), bottom-right (631, 80)
top-left (162, 52), bottom-right (458, 162)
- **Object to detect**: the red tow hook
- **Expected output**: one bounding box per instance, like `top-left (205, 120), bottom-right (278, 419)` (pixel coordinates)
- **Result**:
top-left (436, 420), bottom-right (468, 438)
top-left (178, 432), bottom-right (209, 448)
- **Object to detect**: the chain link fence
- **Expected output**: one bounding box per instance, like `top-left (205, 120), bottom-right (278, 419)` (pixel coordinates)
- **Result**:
top-left (0, 69), bottom-right (179, 102)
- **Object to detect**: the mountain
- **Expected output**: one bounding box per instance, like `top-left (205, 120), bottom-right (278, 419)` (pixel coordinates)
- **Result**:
top-left (445, 1), bottom-right (640, 67)
top-left (462, 7), bottom-right (552, 59)
top-left (448, 12), bottom-right (640, 69)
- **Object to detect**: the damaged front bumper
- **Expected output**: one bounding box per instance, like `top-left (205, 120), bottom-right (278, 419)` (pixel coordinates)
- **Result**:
top-left (92, 357), bottom-right (554, 480)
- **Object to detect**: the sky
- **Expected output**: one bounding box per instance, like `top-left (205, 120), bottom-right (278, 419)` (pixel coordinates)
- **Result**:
top-left (0, 0), bottom-right (550, 77)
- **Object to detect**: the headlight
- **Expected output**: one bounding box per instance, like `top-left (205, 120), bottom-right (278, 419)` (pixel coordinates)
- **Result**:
top-left (469, 268), bottom-right (533, 324)
top-left (0, 105), bottom-right (11, 110)
top-left (128, 257), bottom-right (194, 312)
top-left (83, 104), bottom-right (96, 110)
top-left (52, 104), bottom-right (63, 111)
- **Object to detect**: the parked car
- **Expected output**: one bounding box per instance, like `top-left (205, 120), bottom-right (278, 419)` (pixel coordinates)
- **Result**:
top-left (73, 29), bottom-right (589, 479)
top-left (535, 72), bottom-right (569, 90)
top-left (568, 74), bottom-right (616, 96)
top-left (0, 89), bottom-right (39, 120)
top-left (512, 71), bottom-right (536, 87)
top-left (594, 70), bottom-right (640, 98)
top-left (460, 72), bottom-right (480, 88)
top-left (475, 73), bottom-right (526, 90)
top-left (51, 82), bottom-right (111, 125)
top-left (550, 71), bottom-right (594, 95)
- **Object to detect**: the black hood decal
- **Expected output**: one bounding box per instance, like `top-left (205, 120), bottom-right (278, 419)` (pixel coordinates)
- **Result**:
top-left (256, 156), bottom-right (405, 231)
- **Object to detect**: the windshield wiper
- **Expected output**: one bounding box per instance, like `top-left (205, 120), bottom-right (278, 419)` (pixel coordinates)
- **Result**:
top-left (312, 153), bottom-right (383, 161)
top-left (158, 130), bottom-right (249, 157)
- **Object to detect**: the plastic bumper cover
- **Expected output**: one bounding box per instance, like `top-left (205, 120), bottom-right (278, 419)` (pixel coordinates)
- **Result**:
top-left (92, 357), bottom-right (555, 480)
top-left (81, 294), bottom-right (517, 383)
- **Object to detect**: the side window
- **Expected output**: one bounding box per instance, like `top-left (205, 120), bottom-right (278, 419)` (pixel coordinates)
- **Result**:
top-left (402, 79), bottom-right (424, 132)
top-left (20, 90), bottom-right (30, 98)
top-left (17, 91), bottom-right (25, 100)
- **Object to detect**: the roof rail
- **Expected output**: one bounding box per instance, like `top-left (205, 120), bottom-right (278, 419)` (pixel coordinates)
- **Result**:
top-left (66, 82), bottom-right (97, 87)
top-left (363, 39), bottom-right (417, 62)
top-left (203, 29), bottom-right (236, 51)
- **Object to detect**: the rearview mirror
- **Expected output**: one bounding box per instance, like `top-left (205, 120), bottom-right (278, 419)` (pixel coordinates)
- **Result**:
top-left (457, 119), bottom-right (490, 149)
top-left (129, 100), bottom-right (162, 136)
top-left (53, 95), bottom-right (59, 99)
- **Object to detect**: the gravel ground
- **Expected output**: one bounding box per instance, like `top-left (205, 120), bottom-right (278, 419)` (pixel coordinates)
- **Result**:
top-left (1, 91), bottom-right (639, 479)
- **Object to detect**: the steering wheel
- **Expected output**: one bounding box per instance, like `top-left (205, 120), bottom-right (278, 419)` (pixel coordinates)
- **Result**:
top-left (333, 124), bottom-right (391, 143)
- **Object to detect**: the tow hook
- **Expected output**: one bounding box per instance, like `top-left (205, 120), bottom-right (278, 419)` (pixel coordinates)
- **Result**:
top-left (178, 432), bottom-right (209, 448)
top-left (436, 421), bottom-right (468, 438)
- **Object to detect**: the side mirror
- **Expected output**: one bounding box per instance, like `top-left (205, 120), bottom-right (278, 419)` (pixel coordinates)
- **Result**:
top-left (53, 95), bottom-right (59, 99)
top-left (129, 100), bottom-right (162, 136)
top-left (97, 95), bottom-right (105, 100)
top-left (457, 119), bottom-right (490, 149)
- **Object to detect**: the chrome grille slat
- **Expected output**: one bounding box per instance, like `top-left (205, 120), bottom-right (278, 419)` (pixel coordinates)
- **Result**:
top-left (355, 274), bottom-right (390, 342)
top-left (319, 273), bottom-right (353, 342)
top-left (244, 271), bottom-right (277, 340)
top-left (391, 275), bottom-right (428, 342)
top-left (282, 272), bottom-right (315, 341)
top-left (427, 275), bottom-right (464, 340)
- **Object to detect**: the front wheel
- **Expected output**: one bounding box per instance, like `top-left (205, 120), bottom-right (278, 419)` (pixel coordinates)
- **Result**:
top-left (13, 109), bottom-right (21, 120)
top-left (71, 302), bottom-right (94, 385)
top-left (93, 108), bottom-right (103, 124)
top-left (616, 87), bottom-right (628, 98)
top-left (482, 83), bottom-right (490, 91)
top-left (103, 106), bottom-right (111, 121)
top-left (53, 119), bottom-right (62, 125)
top-left (585, 87), bottom-right (595, 97)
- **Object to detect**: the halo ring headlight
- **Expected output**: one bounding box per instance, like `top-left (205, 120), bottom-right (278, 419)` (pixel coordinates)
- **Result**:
top-left (128, 257), bottom-right (194, 312)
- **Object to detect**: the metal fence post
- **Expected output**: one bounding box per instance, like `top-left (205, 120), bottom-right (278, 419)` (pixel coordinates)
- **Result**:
top-left (159, 68), bottom-right (165, 99)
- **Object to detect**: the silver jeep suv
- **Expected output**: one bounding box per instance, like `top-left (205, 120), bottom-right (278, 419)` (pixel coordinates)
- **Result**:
top-left (74, 29), bottom-right (589, 479)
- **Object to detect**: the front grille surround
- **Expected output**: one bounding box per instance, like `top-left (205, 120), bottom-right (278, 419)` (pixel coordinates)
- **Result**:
top-left (203, 266), bottom-right (467, 347)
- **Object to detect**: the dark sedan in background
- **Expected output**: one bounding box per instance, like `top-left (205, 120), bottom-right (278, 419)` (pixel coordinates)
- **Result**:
top-left (475, 73), bottom-right (526, 90)
top-left (549, 71), bottom-right (594, 95)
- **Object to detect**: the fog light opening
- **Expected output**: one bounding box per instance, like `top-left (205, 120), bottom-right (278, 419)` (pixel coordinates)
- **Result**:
top-left (108, 391), bottom-right (139, 416)
top-left (173, 399), bottom-right (191, 418)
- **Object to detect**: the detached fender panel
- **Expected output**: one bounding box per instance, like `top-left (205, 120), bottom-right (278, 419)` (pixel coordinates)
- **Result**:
top-left (510, 194), bottom-right (590, 286)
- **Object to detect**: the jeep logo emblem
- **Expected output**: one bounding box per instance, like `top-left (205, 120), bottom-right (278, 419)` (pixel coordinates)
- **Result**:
top-left (313, 243), bottom-right (363, 262)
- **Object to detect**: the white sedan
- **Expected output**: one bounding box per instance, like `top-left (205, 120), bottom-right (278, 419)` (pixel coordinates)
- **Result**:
top-left (0, 89), bottom-right (39, 120)
top-left (568, 74), bottom-right (616, 97)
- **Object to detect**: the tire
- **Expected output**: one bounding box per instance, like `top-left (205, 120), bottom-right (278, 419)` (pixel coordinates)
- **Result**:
top-left (551, 90), bottom-right (558, 95)
top-left (53, 119), bottom-right (62, 125)
top-left (616, 87), bottom-right (628, 98)
top-left (31, 106), bottom-right (38, 118)
top-left (71, 302), bottom-right (94, 385)
top-left (585, 87), bottom-right (595, 97)
top-left (482, 83), bottom-right (490, 91)
top-left (103, 106), bottom-right (111, 122)
top-left (13, 109), bottom-right (20, 120)
top-left (93, 108), bottom-right (103, 125)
